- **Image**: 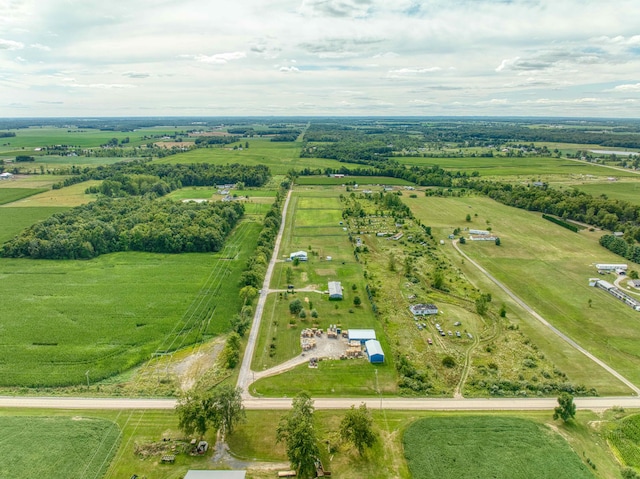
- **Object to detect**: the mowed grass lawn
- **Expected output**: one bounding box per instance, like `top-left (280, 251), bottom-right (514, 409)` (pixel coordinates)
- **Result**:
top-left (0, 207), bottom-right (69, 243)
top-left (0, 220), bottom-right (260, 387)
top-left (403, 416), bottom-right (594, 479)
top-left (0, 415), bottom-right (120, 479)
top-left (157, 138), bottom-right (352, 174)
top-left (406, 194), bottom-right (640, 394)
top-left (397, 155), bottom-right (639, 178)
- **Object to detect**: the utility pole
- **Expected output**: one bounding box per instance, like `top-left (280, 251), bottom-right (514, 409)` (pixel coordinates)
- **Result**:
top-left (85, 370), bottom-right (90, 387)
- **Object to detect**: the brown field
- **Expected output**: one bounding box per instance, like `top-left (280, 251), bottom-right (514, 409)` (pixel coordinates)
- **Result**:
top-left (154, 142), bottom-right (193, 148)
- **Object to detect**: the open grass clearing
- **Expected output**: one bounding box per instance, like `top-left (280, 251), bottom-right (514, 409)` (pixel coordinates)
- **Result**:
top-left (3, 180), bottom-right (99, 207)
top-left (0, 174), bottom-right (69, 189)
top-left (0, 415), bottom-right (120, 479)
top-left (405, 194), bottom-right (637, 394)
top-left (404, 415), bottom-right (595, 479)
top-left (0, 219), bottom-right (260, 388)
top-left (572, 180), bottom-right (640, 206)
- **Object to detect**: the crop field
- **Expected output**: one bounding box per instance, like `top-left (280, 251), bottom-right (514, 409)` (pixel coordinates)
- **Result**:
top-left (0, 187), bottom-right (46, 205)
top-left (296, 175), bottom-right (415, 185)
top-left (0, 415), bottom-right (120, 479)
top-left (0, 219), bottom-right (260, 387)
top-left (397, 155), bottom-right (639, 178)
top-left (403, 416), bottom-right (594, 479)
top-left (0, 207), bottom-right (69, 243)
top-left (405, 194), bottom-right (639, 394)
top-left (158, 138), bottom-right (351, 174)
top-left (608, 413), bottom-right (640, 469)
top-left (4, 180), bottom-right (99, 207)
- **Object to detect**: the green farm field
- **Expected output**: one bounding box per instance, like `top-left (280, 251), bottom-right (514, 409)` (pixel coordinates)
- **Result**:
top-left (0, 174), bottom-right (69, 189)
top-left (0, 220), bottom-right (260, 387)
top-left (397, 155), bottom-right (640, 178)
top-left (405, 194), bottom-right (640, 394)
top-left (0, 187), bottom-right (46, 205)
top-left (158, 138), bottom-right (352, 174)
top-left (4, 180), bottom-right (99, 207)
top-left (572, 180), bottom-right (640, 206)
top-left (0, 207), bottom-right (69, 243)
top-left (296, 175), bottom-right (415, 185)
top-left (0, 415), bottom-right (120, 479)
top-left (403, 416), bottom-right (594, 479)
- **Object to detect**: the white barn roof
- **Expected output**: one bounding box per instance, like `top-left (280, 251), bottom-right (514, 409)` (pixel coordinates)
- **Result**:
top-left (365, 339), bottom-right (384, 357)
top-left (328, 281), bottom-right (342, 297)
top-left (348, 329), bottom-right (376, 341)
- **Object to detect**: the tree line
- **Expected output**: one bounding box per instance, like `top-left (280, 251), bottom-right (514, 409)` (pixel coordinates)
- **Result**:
top-left (1, 198), bottom-right (244, 259)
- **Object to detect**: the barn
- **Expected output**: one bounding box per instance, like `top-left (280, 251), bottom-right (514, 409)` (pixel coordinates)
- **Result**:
top-left (365, 340), bottom-right (384, 363)
top-left (348, 329), bottom-right (376, 343)
top-left (290, 251), bottom-right (308, 261)
top-left (328, 281), bottom-right (343, 300)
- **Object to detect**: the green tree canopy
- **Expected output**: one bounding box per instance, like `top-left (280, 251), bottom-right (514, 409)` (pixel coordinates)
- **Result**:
top-left (553, 392), bottom-right (576, 422)
top-left (340, 403), bottom-right (377, 456)
top-left (276, 392), bottom-right (319, 478)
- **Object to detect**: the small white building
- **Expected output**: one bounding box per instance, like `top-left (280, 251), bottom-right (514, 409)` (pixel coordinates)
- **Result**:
top-left (596, 264), bottom-right (627, 271)
top-left (409, 303), bottom-right (439, 316)
top-left (0, 172), bottom-right (14, 180)
top-left (290, 251), bottom-right (308, 261)
top-left (469, 235), bottom-right (498, 241)
top-left (469, 229), bottom-right (491, 235)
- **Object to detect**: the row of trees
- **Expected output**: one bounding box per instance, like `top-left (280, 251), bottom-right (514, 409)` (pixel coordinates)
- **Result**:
top-left (52, 161), bottom-right (270, 191)
top-left (1, 198), bottom-right (244, 259)
top-left (600, 234), bottom-right (640, 264)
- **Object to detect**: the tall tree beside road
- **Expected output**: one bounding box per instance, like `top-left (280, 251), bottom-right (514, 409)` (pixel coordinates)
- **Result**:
top-left (276, 392), bottom-right (319, 478)
top-left (176, 385), bottom-right (245, 438)
top-left (553, 392), bottom-right (576, 422)
top-left (340, 403), bottom-right (377, 456)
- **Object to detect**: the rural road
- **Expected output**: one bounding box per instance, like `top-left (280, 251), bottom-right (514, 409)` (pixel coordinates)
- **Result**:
top-left (452, 239), bottom-right (640, 396)
top-left (237, 188), bottom-right (293, 396)
top-left (2, 395), bottom-right (640, 412)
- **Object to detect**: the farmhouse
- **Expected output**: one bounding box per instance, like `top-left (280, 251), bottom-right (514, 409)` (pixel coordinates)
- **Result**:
top-left (184, 472), bottom-right (246, 479)
top-left (328, 281), bottom-right (343, 300)
top-left (595, 263), bottom-right (628, 271)
top-left (290, 251), bottom-right (308, 261)
top-left (365, 340), bottom-right (384, 363)
top-left (628, 279), bottom-right (640, 289)
top-left (348, 329), bottom-right (376, 343)
top-left (409, 303), bottom-right (439, 316)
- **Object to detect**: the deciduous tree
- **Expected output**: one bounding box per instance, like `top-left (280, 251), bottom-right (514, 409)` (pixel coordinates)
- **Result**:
top-left (553, 392), bottom-right (576, 422)
top-left (276, 392), bottom-right (319, 478)
top-left (340, 403), bottom-right (377, 456)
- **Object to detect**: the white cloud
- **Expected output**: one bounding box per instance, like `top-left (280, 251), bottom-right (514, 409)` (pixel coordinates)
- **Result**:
top-left (30, 43), bottom-right (51, 51)
top-left (183, 52), bottom-right (246, 64)
top-left (389, 67), bottom-right (441, 74)
top-left (279, 66), bottom-right (300, 73)
top-left (0, 38), bottom-right (24, 50)
top-left (613, 83), bottom-right (640, 92)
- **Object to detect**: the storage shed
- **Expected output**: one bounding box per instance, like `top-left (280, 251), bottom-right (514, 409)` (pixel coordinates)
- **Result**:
top-left (348, 329), bottom-right (376, 343)
top-left (290, 251), bottom-right (308, 261)
top-left (365, 340), bottom-right (384, 363)
top-left (328, 281), bottom-right (343, 300)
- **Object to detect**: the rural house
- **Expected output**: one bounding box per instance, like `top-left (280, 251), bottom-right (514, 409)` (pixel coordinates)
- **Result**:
top-left (410, 304), bottom-right (439, 316)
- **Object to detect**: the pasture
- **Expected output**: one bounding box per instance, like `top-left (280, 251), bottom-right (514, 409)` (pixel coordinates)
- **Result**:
top-left (403, 416), bottom-right (594, 479)
top-left (405, 194), bottom-right (640, 394)
top-left (572, 180), bottom-right (640, 206)
top-left (0, 415), bottom-right (120, 479)
top-left (157, 138), bottom-right (353, 174)
top-left (397, 155), bottom-right (639, 178)
top-left (0, 220), bottom-right (260, 387)
top-left (0, 207), bottom-right (69, 243)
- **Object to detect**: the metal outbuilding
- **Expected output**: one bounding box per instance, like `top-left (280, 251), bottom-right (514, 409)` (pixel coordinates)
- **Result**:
top-left (328, 281), bottom-right (343, 300)
top-left (365, 339), bottom-right (384, 363)
top-left (348, 329), bottom-right (376, 343)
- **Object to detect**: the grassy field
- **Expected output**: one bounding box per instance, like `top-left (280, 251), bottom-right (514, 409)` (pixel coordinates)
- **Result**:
top-left (158, 139), bottom-right (352, 175)
top-left (0, 187), bottom-right (46, 205)
top-left (397, 155), bottom-right (640, 178)
top-left (0, 219), bottom-right (260, 387)
top-left (4, 180), bottom-right (99, 207)
top-left (0, 415), bottom-right (120, 479)
top-left (572, 180), bottom-right (640, 206)
top-left (296, 176), bottom-right (415, 185)
top-left (403, 416), bottom-right (594, 479)
top-left (0, 174), bottom-right (69, 189)
top-left (405, 193), bottom-right (639, 394)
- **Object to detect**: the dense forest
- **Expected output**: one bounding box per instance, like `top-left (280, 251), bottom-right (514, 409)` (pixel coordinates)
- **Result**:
top-left (1, 198), bottom-right (245, 259)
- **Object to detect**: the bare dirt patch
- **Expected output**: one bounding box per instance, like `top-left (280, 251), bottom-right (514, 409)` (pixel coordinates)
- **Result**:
top-left (316, 269), bottom-right (336, 276)
top-left (154, 141), bottom-right (193, 148)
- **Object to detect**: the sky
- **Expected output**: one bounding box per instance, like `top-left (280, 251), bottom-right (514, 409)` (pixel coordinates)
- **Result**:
top-left (1, 0), bottom-right (640, 118)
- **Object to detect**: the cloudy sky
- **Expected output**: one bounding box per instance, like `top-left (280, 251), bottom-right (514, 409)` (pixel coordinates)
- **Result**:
top-left (1, 0), bottom-right (639, 117)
